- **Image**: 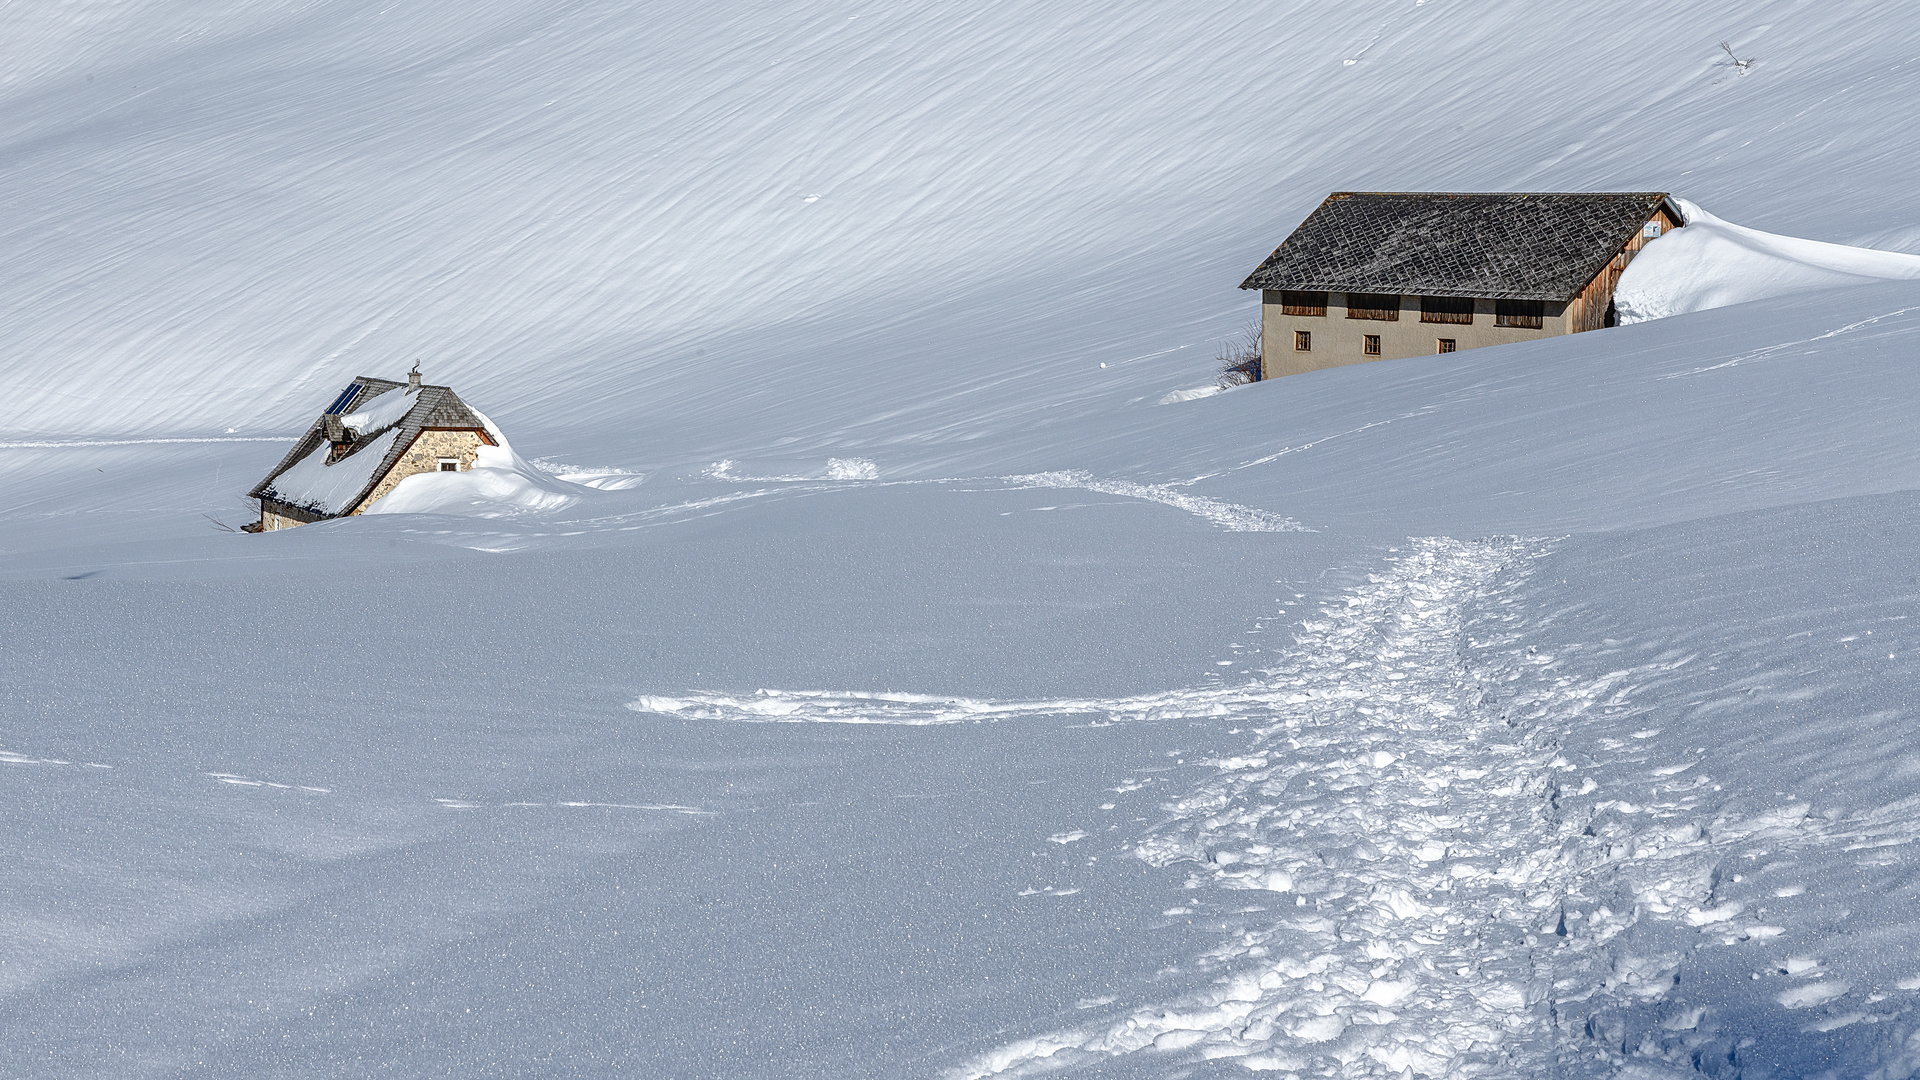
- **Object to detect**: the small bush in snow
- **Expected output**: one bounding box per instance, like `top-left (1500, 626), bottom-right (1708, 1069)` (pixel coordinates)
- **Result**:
top-left (1216, 324), bottom-right (1263, 388)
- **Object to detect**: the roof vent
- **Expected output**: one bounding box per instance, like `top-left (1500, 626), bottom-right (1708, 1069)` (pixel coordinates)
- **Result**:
top-left (408, 363), bottom-right (422, 391)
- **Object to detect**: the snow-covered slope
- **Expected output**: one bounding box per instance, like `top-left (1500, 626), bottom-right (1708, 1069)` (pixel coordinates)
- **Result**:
top-left (7, 2), bottom-right (1920, 1080)
top-left (4, 0), bottom-right (1919, 446)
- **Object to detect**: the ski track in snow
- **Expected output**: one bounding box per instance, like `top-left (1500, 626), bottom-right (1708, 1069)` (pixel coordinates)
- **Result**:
top-left (1658, 305), bottom-right (1920, 379)
top-left (0, 748), bottom-right (711, 816)
top-left (420, 469), bottom-right (1304, 553)
top-left (0, 436), bottom-right (294, 449)
top-left (1007, 472), bottom-right (1308, 533)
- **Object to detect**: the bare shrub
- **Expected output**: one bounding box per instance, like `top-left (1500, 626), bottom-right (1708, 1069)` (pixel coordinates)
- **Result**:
top-left (1216, 323), bottom-right (1263, 388)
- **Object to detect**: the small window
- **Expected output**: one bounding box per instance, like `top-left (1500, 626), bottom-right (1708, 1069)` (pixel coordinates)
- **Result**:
top-left (1436, 339), bottom-right (1456, 353)
top-left (1294, 330), bottom-right (1311, 352)
top-left (438, 458), bottom-right (460, 472)
top-left (1495, 299), bottom-right (1545, 329)
top-left (1643, 221), bottom-right (1662, 238)
top-left (1363, 335), bottom-right (1381, 356)
top-left (1346, 293), bottom-right (1400, 321)
top-left (1280, 290), bottom-right (1327, 317)
top-left (1419, 296), bottom-right (1474, 324)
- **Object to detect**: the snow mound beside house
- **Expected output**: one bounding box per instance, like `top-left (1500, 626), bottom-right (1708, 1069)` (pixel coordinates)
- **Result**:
top-left (367, 443), bottom-right (582, 518)
top-left (1615, 198), bottom-right (1920, 324)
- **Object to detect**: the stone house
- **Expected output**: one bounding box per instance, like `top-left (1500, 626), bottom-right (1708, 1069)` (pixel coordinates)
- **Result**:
top-left (1238, 191), bottom-right (1686, 378)
top-left (245, 370), bottom-right (495, 531)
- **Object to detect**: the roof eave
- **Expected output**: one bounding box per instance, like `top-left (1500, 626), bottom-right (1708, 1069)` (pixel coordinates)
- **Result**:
top-left (1555, 191), bottom-right (1682, 307)
top-left (1236, 190), bottom-right (1682, 302)
top-left (1241, 279), bottom-right (1580, 302)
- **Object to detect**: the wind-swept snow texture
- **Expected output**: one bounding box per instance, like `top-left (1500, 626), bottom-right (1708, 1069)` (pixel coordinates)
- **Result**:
top-left (7, 2), bottom-right (1920, 1080)
top-left (4, 0), bottom-right (1920, 452)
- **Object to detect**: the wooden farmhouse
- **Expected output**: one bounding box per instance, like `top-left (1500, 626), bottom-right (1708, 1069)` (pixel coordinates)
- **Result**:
top-left (1238, 192), bottom-right (1686, 378)
top-left (246, 370), bottom-right (495, 531)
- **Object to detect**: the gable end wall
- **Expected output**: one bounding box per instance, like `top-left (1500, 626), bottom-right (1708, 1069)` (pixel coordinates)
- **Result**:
top-left (1564, 205), bottom-right (1683, 333)
top-left (350, 428), bottom-right (493, 514)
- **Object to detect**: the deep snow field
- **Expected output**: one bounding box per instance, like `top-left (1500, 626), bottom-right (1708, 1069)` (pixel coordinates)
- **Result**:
top-left (7, 2), bottom-right (1920, 1078)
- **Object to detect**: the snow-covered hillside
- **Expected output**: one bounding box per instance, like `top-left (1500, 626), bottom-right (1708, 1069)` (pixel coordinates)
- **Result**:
top-left (5, 2), bottom-right (1920, 1079)
top-left (5, 0), bottom-right (1920, 449)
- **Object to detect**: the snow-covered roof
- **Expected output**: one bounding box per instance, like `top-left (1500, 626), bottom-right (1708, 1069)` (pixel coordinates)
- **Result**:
top-left (248, 375), bottom-right (491, 516)
top-left (1239, 192), bottom-right (1684, 302)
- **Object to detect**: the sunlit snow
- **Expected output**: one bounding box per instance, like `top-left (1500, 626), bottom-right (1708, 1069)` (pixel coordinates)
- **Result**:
top-left (4, 2), bottom-right (1920, 1079)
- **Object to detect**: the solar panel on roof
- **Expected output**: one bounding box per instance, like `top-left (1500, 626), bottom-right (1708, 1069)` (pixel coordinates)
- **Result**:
top-left (325, 383), bottom-right (364, 415)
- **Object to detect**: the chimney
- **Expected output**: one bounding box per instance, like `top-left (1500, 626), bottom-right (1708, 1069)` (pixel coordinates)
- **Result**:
top-left (408, 363), bottom-right (422, 391)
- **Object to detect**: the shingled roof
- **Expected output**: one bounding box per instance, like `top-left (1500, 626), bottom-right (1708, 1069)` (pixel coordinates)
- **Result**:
top-left (1239, 192), bottom-right (1683, 301)
top-left (248, 376), bottom-right (491, 516)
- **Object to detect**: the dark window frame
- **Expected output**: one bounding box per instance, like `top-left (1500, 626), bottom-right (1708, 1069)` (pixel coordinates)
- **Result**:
top-left (1420, 296), bottom-right (1474, 325)
top-left (1436, 339), bottom-right (1457, 353)
top-left (1280, 291), bottom-right (1327, 317)
top-left (1495, 299), bottom-right (1545, 329)
top-left (1294, 330), bottom-right (1311, 352)
top-left (1363, 335), bottom-right (1381, 356)
top-left (1346, 293), bottom-right (1401, 321)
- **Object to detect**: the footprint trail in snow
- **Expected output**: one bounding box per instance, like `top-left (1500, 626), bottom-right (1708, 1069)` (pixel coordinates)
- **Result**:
top-left (638, 537), bottom-right (1562, 1074)
top-left (636, 536), bottom-right (1920, 1077)
top-left (950, 536), bottom-right (1562, 1078)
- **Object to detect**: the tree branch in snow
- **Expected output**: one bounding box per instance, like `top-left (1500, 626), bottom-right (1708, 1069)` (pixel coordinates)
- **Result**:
top-left (1720, 41), bottom-right (1755, 73)
top-left (1216, 323), bottom-right (1264, 388)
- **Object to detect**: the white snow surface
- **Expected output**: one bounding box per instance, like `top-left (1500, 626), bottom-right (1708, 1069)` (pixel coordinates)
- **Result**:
top-left (337, 384), bottom-right (420, 436)
top-left (6, 3), bottom-right (1920, 1080)
top-left (1616, 198), bottom-right (1920, 323)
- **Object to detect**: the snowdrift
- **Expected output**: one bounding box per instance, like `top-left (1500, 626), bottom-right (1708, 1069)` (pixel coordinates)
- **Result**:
top-left (367, 444), bottom-right (581, 517)
top-left (364, 412), bottom-right (584, 518)
top-left (1618, 198), bottom-right (1920, 322)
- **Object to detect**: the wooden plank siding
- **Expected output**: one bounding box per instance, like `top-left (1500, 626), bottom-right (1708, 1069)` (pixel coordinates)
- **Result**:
top-left (1279, 290), bottom-right (1327, 316)
top-left (1565, 205), bottom-right (1683, 334)
top-left (1345, 293), bottom-right (1401, 320)
top-left (1419, 296), bottom-right (1475, 324)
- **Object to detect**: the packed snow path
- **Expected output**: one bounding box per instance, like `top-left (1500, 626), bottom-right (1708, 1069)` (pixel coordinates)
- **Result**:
top-left (640, 529), bottom-right (1920, 1078)
top-left (938, 537), bottom-right (1559, 1077)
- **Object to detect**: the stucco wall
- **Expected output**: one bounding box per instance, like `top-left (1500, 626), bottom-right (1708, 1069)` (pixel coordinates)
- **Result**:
top-left (352, 428), bottom-right (490, 513)
top-left (1260, 292), bottom-right (1568, 377)
top-left (1257, 209), bottom-right (1686, 379)
top-left (259, 508), bottom-right (307, 531)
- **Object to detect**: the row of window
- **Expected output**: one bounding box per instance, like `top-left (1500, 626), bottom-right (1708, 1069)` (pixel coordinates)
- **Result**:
top-left (1293, 331), bottom-right (1457, 355)
top-left (1279, 291), bottom-right (1545, 329)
